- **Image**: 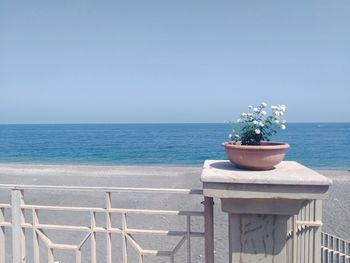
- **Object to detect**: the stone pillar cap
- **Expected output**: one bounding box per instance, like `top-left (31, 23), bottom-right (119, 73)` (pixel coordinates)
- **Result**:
top-left (201, 160), bottom-right (332, 186)
top-left (201, 160), bottom-right (332, 201)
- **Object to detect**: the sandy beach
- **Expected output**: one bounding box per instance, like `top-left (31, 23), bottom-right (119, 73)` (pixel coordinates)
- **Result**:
top-left (0, 163), bottom-right (348, 262)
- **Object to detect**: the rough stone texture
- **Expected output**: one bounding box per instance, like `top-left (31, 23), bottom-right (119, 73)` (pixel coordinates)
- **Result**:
top-left (229, 214), bottom-right (289, 263)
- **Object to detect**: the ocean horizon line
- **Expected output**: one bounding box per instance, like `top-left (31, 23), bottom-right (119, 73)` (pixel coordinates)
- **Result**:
top-left (0, 122), bottom-right (350, 125)
top-left (0, 160), bottom-right (348, 171)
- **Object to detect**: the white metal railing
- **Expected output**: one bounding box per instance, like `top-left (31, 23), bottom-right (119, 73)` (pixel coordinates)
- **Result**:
top-left (322, 232), bottom-right (350, 263)
top-left (0, 184), bottom-right (214, 263)
top-left (1, 184), bottom-right (349, 263)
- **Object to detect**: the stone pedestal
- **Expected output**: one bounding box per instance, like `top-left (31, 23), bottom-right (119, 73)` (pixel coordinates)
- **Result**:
top-left (201, 160), bottom-right (332, 263)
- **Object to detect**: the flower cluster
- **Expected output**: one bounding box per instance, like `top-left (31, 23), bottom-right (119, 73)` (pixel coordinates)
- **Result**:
top-left (229, 102), bottom-right (287, 145)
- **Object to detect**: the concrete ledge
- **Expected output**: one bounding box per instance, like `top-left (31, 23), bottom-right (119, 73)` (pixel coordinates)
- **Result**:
top-left (203, 182), bottom-right (330, 200)
top-left (201, 160), bottom-right (333, 186)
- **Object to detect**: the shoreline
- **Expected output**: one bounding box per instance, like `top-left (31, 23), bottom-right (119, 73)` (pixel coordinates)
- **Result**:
top-left (0, 162), bottom-right (203, 178)
top-left (0, 162), bottom-right (348, 173)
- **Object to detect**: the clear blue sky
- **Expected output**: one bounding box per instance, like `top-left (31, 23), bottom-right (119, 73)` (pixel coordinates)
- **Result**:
top-left (0, 0), bottom-right (349, 123)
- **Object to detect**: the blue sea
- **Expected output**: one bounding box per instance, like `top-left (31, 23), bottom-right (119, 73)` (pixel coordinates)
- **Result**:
top-left (0, 123), bottom-right (349, 169)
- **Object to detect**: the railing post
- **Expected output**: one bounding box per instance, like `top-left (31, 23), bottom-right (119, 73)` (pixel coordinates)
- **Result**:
top-left (11, 189), bottom-right (25, 263)
top-left (32, 209), bottom-right (40, 263)
top-left (204, 197), bottom-right (214, 263)
top-left (90, 211), bottom-right (97, 263)
top-left (0, 207), bottom-right (5, 263)
top-left (122, 213), bottom-right (128, 263)
top-left (106, 192), bottom-right (112, 263)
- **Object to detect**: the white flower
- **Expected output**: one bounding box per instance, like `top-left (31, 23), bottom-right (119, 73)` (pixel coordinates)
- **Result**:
top-left (247, 113), bottom-right (253, 116)
top-left (241, 112), bottom-right (247, 117)
top-left (255, 129), bottom-right (261, 134)
top-left (234, 134), bottom-right (240, 138)
top-left (279, 104), bottom-right (287, 112)
top-left (261, 102), bottom-right (267, 107)
top-left (280, 124), bottom-right (286, 130)
top-left (271, 105), bottom-right (277, 110)
top-left (253, 120), bottom-right (259, 125)
top-left (259, 122), bottom-right (264, 127)
top-left (275, 111), bottom-right (281, 117)
top-left (275, 120), bottom-right (280, 124)
top-left (253, 108), bottom-right (259, 112)
top-left (229, 134), bottom-right (233, 139)
top-left (261, 110), bottom-right (267, 115)
top-left (248, 105), bottom-right (253, 110)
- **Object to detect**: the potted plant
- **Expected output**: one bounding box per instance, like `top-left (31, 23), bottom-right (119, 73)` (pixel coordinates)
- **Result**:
top-left (223, 102), bottom-right (289, 170)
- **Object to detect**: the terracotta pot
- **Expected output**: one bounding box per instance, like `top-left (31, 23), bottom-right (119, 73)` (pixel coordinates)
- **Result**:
top-left (222, 141), bottom-right (289, 170)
